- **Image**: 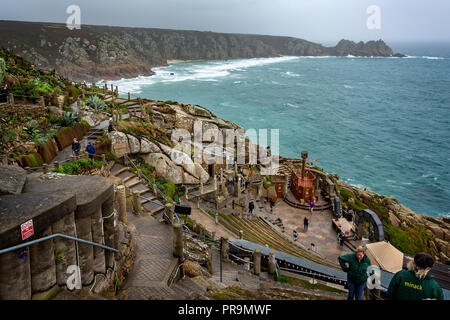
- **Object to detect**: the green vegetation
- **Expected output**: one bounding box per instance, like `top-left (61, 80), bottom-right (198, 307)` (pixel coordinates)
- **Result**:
top-left (85, 95), bottom-right (107, 111)
top-left (210, 285), bottom-right (246, 300)
top-left (58, 112), bottom-right (78, 127)
top-left (52, 159), bottom-right (105, 175)
top-left (278, 274), bottom-right (345, 294)
top-left (0, 57), bottom-right (5, 83)
top-left (336, 184), bottom-right (436, 256)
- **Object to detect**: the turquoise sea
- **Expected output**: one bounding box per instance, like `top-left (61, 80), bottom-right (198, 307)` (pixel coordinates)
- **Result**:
top-left (107, 43), bottom-right (450, 218)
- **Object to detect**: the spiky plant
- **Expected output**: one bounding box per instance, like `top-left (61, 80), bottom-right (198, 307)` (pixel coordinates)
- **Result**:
top-left (85, 95), bottom-right (107, 111)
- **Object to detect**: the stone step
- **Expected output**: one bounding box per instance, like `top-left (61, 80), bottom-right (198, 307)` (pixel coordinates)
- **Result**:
top-left (111, 166), bottom-right (129, 177)
top-left (178, 277), bottom-right (208, 295)
top-left (143, 201), bottom-right (164, 214)
top-left (125, 177), bottom-right (141, 188)
top-left (130, 183), bottom-right (150, 194)
top-left (115, 170), bottom-right (134, 181)
top-left (139, 192), bottom-right (157, 204)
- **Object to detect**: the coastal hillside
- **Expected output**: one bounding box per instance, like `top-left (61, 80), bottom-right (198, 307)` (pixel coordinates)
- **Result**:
top-left (0, 20), bottom-right (402, 81)
top-left (0, 51), bottom-right (448, 266)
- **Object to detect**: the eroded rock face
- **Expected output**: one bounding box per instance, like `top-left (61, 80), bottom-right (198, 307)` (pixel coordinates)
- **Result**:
top-left (126, 134), bottom-right (140, 154)
top-left (0, 165), bottom-right (27, 195)
top-left (139, 138), bottom-right (160, 154)
top-left (107, 131), bottom-right (129, 157)
top-left (79, 108), bottom-right (104, 127)
top-left (159, 144), bottom-right (209, 183)
top-left (141, 153), bottom-right (183, 184)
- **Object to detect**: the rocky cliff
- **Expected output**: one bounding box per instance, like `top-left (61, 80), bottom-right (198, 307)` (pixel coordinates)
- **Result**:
top-left (0, 20), bottom-right (403, 82)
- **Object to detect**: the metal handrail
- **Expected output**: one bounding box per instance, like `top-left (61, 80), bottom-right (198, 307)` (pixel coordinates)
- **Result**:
top-left (0, 233), bottom-right (119, 255)
top-left (137, 194), bottom-right (165, 208)
top-left (168, 258), bottom-right (187, 288)
top-left (124, 154), bottom-right (172, 203)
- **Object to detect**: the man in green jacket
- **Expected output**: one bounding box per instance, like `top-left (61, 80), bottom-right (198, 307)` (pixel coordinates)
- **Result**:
top-left (338, 246), bottom-right (371, 300)
top-left (387, 253), bottom-right (444, 300)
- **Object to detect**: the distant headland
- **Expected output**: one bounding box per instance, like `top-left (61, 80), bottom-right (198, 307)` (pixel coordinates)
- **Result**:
top-left (0, 20), bottom-right (405, 82)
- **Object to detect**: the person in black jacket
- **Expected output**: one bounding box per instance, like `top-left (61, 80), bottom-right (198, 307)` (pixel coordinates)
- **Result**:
top-left (248, 201), bottom-right (255, 214)
top-left (72, 138), bottom-right (81, 159)
top-left (1, 84), bottom-right (8, 103)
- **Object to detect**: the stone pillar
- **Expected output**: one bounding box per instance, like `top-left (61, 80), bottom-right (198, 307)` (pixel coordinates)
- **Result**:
top-left (40, 96), bottom-right (45, 107)
top-left (132, 191), bottom-right (142, 216)
top-left (253, 249), bottom-right (261, 276)
top-left (75, 215), bottom-right (94, 285)
top-left (30, 226), bottom-right (56, 293)
top-left (173, 223), bottom-right (184, 259)
top-left (91, 207), bottom-right (106, 274)
top-left (215, 213), bottom-right (219, 225)
top-left (237, 176), bottom-right (241, 200)
top-left (244, 257), bottom-right (251, 271)
top-left (0, 248), bottom-right (31, 300)
top-left (52, 212), bottom-right (77, 286)
top-left (110, 84), bottom-right (113, 92)
top-left (117, 185), bottom-right (127, 224)
top-left (128, 92), bottom-right (130, 100)
top-left (268, 251), bottom-right (276, 276)
top-left (102, 196), bottom-right (116, 269)
top-left (165, 203), bottom-right (174, 224)
top-left (220, 237), bottom-right (229, 261)
top-left (9, 93), bottom-right (14, 106)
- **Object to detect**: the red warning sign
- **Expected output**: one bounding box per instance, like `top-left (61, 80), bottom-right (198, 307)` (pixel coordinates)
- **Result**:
top-left (21, 219), bottom-right (34, 240)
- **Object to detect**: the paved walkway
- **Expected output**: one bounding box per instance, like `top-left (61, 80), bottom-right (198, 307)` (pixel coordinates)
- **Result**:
top-left (266, 200), bottom-right (352, 263)
top-left (117, 212), bottom-right (178, 300)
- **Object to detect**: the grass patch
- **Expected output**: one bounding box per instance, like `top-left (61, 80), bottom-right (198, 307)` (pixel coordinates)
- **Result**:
top-left (278, 274), bottom-right (345, 294)
top-left (52, 159), bottom-right (105, 175)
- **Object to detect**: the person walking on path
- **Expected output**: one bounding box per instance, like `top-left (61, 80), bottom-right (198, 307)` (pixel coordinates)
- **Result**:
top-left (72, 138), bottom-right (81, 159)
top-left (269, 199), bottom-right (275, 213)
top-left (387, 253), bottom-right (443, 300)
top-left (309, 200), bottom-right (315, 213)
top-left (338, 230), bottom-right (344, 247)
top-left (85, 141), bottom-right (96, 160)
top-left (248, 201), bottom-right (255, 215)
top-left (338, 246), bottom-right (371, 300)
top-left (303, 216), bottom-right (309, 232)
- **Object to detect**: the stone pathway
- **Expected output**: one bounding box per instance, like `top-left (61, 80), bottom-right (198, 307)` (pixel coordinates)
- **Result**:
top-left (117, 212), bottom-right (178, 300)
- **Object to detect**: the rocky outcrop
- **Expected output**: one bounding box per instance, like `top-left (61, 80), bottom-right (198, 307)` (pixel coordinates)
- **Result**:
top-left (0, 21), bottom-right (403, 81)
top-left (336, 180), bottom-right (449, 263)
top-left (0, 165), bottom-right (27, 195)
top-left (126, 134), bottom-right (140, 154)
top-left (140, 138), bottom-right (160, 154)
top-left (327, 39), bottom-right (400, 57)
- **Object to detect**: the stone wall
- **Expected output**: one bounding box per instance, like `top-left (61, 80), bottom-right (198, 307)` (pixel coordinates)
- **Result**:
top-left (0, 167), bottom-right (124, 300)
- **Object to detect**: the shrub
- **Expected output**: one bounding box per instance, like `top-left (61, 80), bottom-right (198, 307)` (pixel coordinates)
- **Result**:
top-left (86, 95), bottom-right (107, 111)
top-left (59, 112), bottom-right (78, 127)
top-left (53, 159), bottom-right (105, 175)
top-left (0, 57), bottom-right (5, 83)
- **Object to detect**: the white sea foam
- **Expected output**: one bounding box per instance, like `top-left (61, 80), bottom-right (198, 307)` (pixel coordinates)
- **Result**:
top-left (106, 56), bottom-right (300, 92)
top-left (405, 55), bottom-right (445, 60)
top-left (284, 71), bottom-right (301, 77)
top-left (286, 103), bottom-right (300, 109)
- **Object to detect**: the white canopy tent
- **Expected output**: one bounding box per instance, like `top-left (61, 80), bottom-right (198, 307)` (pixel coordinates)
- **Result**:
top-left (365, 241), bottom-right (404, 274)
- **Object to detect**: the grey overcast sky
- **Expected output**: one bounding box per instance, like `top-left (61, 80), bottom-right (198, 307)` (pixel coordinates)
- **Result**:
top-left (1, 0), bottom-right (449, 45)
